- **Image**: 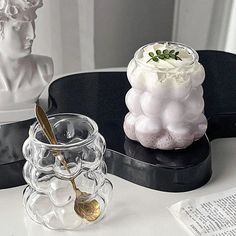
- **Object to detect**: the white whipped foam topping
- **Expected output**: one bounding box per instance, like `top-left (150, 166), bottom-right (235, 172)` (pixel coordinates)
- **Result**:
top-left (141, 42), bottom-right (194, 69)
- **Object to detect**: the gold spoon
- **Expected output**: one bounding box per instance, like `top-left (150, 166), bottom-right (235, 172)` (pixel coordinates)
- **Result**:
top-left (35, 104), bottom-right (100, 221)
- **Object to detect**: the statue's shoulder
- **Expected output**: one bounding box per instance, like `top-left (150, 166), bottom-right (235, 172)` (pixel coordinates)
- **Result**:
top-left (31, 55), bottom-right (54, 83)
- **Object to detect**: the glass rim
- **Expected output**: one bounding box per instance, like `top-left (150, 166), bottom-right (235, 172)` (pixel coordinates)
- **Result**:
top-left (29, 113), bottom-right (98, 149)
top-left (134, 41), bottom-right (199, 72)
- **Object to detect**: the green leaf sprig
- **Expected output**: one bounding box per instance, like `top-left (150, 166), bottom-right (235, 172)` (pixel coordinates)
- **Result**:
top-left (147, 49), bottom-right (182, 63)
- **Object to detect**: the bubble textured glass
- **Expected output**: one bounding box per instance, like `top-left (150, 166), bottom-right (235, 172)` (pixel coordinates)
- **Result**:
top-left (22, 114), bottom-right (113, 230)
top-left (124, 42), bottom-right (207, 150)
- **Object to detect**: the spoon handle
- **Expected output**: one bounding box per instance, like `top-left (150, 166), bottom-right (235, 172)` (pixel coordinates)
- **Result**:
top-left (35, 104), bottom-right (78, 190)
top-left (35, 104), bottom-right (57, 145)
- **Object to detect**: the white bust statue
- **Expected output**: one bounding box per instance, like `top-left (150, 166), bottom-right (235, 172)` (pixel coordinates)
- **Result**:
top-left (0, 0), bottom-right (53, 113)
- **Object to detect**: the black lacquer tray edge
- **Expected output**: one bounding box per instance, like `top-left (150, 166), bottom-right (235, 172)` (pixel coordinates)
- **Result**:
top-left (1, 50), bottom-right (236, 191)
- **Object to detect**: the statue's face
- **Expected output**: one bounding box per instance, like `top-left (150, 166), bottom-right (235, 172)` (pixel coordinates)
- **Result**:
top-left (0, 19), bottom-right (35, 59)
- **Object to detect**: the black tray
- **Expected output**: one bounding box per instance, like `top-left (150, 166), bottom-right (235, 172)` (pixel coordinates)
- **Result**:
top-left (0, 50), bottom-right (236, 192)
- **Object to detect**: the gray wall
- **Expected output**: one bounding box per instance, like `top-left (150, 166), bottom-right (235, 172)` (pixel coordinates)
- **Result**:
top-left (94, 0), bottom-right (175, 68)
top-left (173, 0), bottom-right (233, 51)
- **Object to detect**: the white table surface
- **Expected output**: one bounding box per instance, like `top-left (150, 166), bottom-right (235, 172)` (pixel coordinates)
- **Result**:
top-left (0, 138), bottom-right (236, 236)
top-left (0, 69), bottom-right (235, 235)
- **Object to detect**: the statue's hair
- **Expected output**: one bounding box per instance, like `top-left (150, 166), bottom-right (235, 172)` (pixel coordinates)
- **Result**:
top-left (0, 0), bottom-right (42, 39)
top-left (0, 0), bottom-right (43, 20)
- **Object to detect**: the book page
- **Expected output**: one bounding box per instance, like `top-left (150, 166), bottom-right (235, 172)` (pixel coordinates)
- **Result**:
top-left (169, 188), bottom-right (236, 236)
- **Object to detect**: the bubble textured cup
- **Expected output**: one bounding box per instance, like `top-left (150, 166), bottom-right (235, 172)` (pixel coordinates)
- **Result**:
top-left (22, 114), bottom-right (113, 230)
top-left (124, 42), bottom-right (207, 150)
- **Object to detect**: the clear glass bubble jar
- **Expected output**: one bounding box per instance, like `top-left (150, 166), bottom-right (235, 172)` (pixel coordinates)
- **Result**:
top-left (22, 114), bottom-right (113, 230)
top-left (124, 42), bottom-right (207, 150)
